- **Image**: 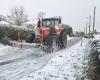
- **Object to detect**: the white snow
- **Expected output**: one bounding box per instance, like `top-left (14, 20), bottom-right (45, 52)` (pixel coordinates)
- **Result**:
top-left (67, 35), bottom-right (74, 41)
top-left (0, 21), bottom-right (10, 27)
top-left (94, 34), bottom-right (100, 40)
top-left (23, 20), bottom-right (37, 25)
top-left (0, 43), bottom-right (44, 63)
top-left (0, 44), bottom-right (11, 56)
top-left (10, 25), bottom-right (28, 31)
top-left (20, 38), bottom-right (89, 80)
top-left (0, 37), bottom-right (89, 80)
top-left (0, 36), bottom-right (74, 57)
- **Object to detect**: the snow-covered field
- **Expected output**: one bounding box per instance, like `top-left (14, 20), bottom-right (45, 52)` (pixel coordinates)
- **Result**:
top-left (20, 38), bottom-right (89, 80)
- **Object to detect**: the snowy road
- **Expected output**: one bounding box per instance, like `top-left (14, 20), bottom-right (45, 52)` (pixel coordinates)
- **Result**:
top-left (21, 38), bottom-right (89, 80)
top-left (0, 37), bottom-right (81, 80)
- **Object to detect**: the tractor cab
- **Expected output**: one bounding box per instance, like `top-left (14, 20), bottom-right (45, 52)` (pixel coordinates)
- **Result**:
top-left (36, 17), bottom-right (64, 43)
top-left (42, 17), bottom-right (62, 33)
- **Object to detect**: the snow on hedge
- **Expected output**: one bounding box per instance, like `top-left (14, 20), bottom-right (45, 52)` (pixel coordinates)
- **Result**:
top-left (94, 34), bottom-right (100, 40)
top-left (0, 21), bottom-right (10, 27)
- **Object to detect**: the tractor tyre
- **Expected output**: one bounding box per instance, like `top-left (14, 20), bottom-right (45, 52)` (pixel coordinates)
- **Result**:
top-left (42, 36), bottom-right (53, 53)
top-left (60, 31), bottom-right (67, 48)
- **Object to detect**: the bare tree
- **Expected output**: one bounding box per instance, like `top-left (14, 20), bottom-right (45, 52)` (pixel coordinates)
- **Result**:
top-left (10, 6), bottom-right (28, 26)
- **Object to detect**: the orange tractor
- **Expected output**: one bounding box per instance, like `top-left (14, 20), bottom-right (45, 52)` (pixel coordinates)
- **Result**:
top-left (30, 17), bottom-right (67, 52)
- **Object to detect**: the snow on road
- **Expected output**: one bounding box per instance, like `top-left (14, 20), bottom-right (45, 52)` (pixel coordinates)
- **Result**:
top-left (67, 35), bottom-right (74, 41)
top-left (0, 36), bottom-right (73, 56)
top-left (0, 37), bottom-right (81, 80)
top-left (0, 45), bottom-right (44, 64)
top-left (0, 44), bottom-right (11, 56)
top-left (20, 38), bottom-right (89, 80)
top-left (0, 36), bottom-right (74, 63)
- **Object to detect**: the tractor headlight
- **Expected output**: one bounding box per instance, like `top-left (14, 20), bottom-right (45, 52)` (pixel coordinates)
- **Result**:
top-left (55, 26), bottom-right (59, 30)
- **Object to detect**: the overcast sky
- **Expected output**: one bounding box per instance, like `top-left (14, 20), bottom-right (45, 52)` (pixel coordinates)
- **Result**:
top-left (0, 0), bottom-right (99, 32)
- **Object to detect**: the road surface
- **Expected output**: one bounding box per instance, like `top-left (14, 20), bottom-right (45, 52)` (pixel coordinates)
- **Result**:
top-left (0, 37), bottom-right (81, 80)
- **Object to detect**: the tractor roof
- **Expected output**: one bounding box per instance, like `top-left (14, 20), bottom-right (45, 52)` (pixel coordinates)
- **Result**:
top-left (42, 16), bottom-right (61, 20)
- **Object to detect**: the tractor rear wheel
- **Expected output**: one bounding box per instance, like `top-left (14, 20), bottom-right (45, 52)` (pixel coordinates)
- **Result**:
top-left (60, 31), bottom-right (67, 48)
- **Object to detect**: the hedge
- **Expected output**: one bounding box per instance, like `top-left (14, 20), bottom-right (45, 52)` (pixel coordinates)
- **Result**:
top-left (0, 26), bottom-right (29, 41)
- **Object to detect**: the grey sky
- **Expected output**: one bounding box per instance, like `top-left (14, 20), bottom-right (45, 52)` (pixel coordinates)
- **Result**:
top-left (0, 0), bottom-right (99, 32)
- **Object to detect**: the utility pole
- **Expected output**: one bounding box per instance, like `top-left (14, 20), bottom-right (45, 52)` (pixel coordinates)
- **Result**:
top-left (93, 6), bottom-right (96, 34)
top-left (86, 21), bottom-right (87, 35)
top-left (84, 27), bottom-right (85, 34)
top-left (89, 16), bottom-right (91, 38)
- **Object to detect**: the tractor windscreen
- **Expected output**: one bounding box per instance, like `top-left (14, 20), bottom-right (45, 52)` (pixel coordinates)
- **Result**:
top-left (42, 18), bottom-right (61, 33)
top-left (42, 19), bottom-right (55, 27)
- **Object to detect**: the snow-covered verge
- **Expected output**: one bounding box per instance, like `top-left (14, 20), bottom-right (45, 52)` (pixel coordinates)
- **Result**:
top-left (21, 38), bottom-right (89, 80)
top-left (67, 35), bottom-right (74, 41)
top-left (0, 43), bottom-right (44, 63)
top-left (86, 34), bottom-right (100, 80)
top-left (93, 34), bottom-right (100, 40)
top-left (0, 36), bottom-right (74, 57)
top-left (0, 44), bottom-right (11, 56)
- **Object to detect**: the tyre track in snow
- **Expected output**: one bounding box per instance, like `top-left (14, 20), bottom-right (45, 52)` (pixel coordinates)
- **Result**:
top-left (0, 54), bottom-right (56, 80)
top-left (0, 37), bottom-right (81, 80)
top-left (66, 37), bottom-right (81, 48)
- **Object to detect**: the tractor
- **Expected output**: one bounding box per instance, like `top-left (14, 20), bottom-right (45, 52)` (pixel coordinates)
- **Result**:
top-left (11, 17), bottom-right (67, 53)
top-left (32, 17), bottom-right (67, 52)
